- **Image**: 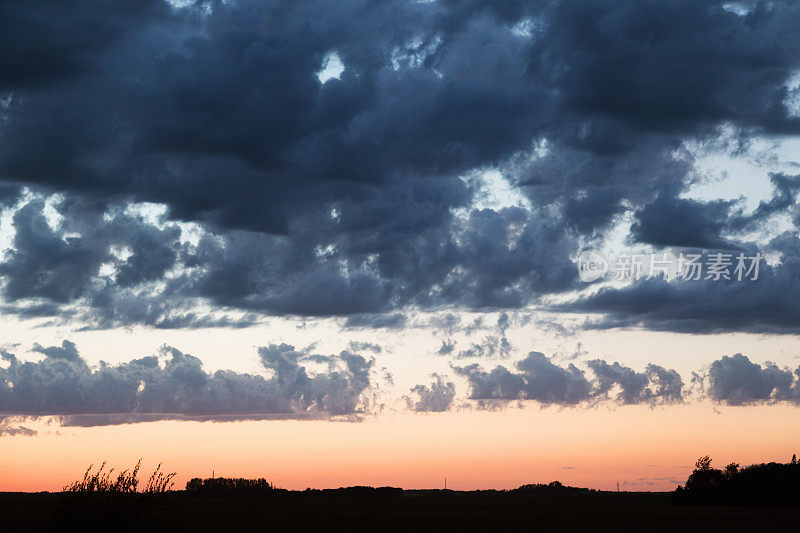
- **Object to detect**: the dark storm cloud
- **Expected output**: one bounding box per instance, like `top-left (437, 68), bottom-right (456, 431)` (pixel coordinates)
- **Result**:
top-left (629, 195), bottom-right (738, 250)
top-left (0, 199), bottom-right (181, 301)
top-left (0, 1), bottom-right (799, 330)
top-left (508, 0), bottom-right (800, 235)
top-left (730, 172), bottom-right (800, 231)
top-left (0, 194), bottom-right (576, 328)
top-left (182, 201), bottom-right (575, 318)
top-left (627, 171), bottom-right (800, 250)
top-left (556, 168), bottom-right (800, 334)
top-left (559, 230), bottom-right (800, 334)
top-left (0, 201), bottom-right (108, 303)
top-left (343, 313), bottom-right (408, 330)
top-left (0, 198), bottom-right (241, 329)
top-left (0, 0), bottom-right (550, 232)
top-left (0, 341), bottom-right (375, 423)
top-left (0, 0), bottom-right (169, 90)
top-left (405, 373), bottom-right (456, 413)
top-left (454, 352), bottom-right (683, 405)
top-left (536, 0), bottom-right (800, 135)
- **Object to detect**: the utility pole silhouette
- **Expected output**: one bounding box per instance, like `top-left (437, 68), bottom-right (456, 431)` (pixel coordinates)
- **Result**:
top-left (616, 481), bottom-right (620, 492)
top-left (444, 477), bottom-right (447, 490)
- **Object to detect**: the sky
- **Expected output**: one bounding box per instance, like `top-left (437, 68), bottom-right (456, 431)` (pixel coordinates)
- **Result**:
top-left (2, 0), bottom-right (800, 492)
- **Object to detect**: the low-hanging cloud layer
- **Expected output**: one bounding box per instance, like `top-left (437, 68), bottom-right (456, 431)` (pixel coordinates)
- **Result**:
top-left (453, 351), bottom-right (800, 408)
top-left (453, 352), bottom-right (684, 406)
top-left (704, 353), bottom-right (800, 405)
top-left (2, 339), bottom-right (797, 433)
top-left (0, 341), bottom-right (374, 425)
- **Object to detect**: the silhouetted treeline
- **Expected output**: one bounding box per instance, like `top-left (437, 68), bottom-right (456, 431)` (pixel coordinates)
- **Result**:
top-left (186, 477), bottom-right (280, 496)
top-left (301, 486), bottom-right (403, 497)
top-left (512, 481), bottom-right (594, 495)
top-left (675, 454), bottom-right (800, 505)
top-left (184, 478), bottom-right (404, 497)
top-left (181, 478), bottom-right (597, 499)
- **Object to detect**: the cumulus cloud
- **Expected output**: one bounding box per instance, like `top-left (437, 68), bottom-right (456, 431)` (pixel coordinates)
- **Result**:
top-left (454, 352), bottom-right (591, 405)
top-left (454, 352), bottom-right (683, 406)
top-left (32, 339), bottom-right (81, 362)
top-left (6, 340), bottom-right (799, 421)
top-left (704, 353), bottom-right (799, 405)
top-left (405, 374), bottom-right (456, 413)
top-left (0, 341), bottom-right (375, 424)
top-left (450, 351), bottom-right (800, 409)
top-left (587, 360), bottom-right (684, 405)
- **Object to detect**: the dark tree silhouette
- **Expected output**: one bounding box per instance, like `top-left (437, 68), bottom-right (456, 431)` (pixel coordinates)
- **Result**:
top-left (681, 456), bottom-right (723, 501)
top-left (186, 477), bottom-right (276, 496)
top-left (676, 454), bottom-right (800, 505)
top-left (724, 463), bottom-right (739, 479)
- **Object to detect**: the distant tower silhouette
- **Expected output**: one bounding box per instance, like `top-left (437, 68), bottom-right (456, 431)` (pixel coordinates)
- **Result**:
top-left (616, 481), bottom-right (620, 492)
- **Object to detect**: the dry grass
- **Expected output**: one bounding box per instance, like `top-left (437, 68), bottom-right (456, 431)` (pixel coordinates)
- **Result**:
top-left (64, 460), bottom-right (175, 494)
top-left (58, 460), bottom-right (178, 531)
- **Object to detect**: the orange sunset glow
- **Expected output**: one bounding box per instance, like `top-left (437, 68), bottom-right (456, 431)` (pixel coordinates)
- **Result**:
top-left (3, 405), bottom-right (800, 493)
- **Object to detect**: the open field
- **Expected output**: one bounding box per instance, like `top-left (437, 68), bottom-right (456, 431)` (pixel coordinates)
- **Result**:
top-left (2, 490), bottom-right (799, 532)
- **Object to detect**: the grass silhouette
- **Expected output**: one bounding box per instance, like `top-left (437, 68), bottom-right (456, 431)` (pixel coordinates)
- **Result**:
top-left (58, 461), bottom-right (178, 531)
top-left (63, 460), bottom-right (175, 494)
